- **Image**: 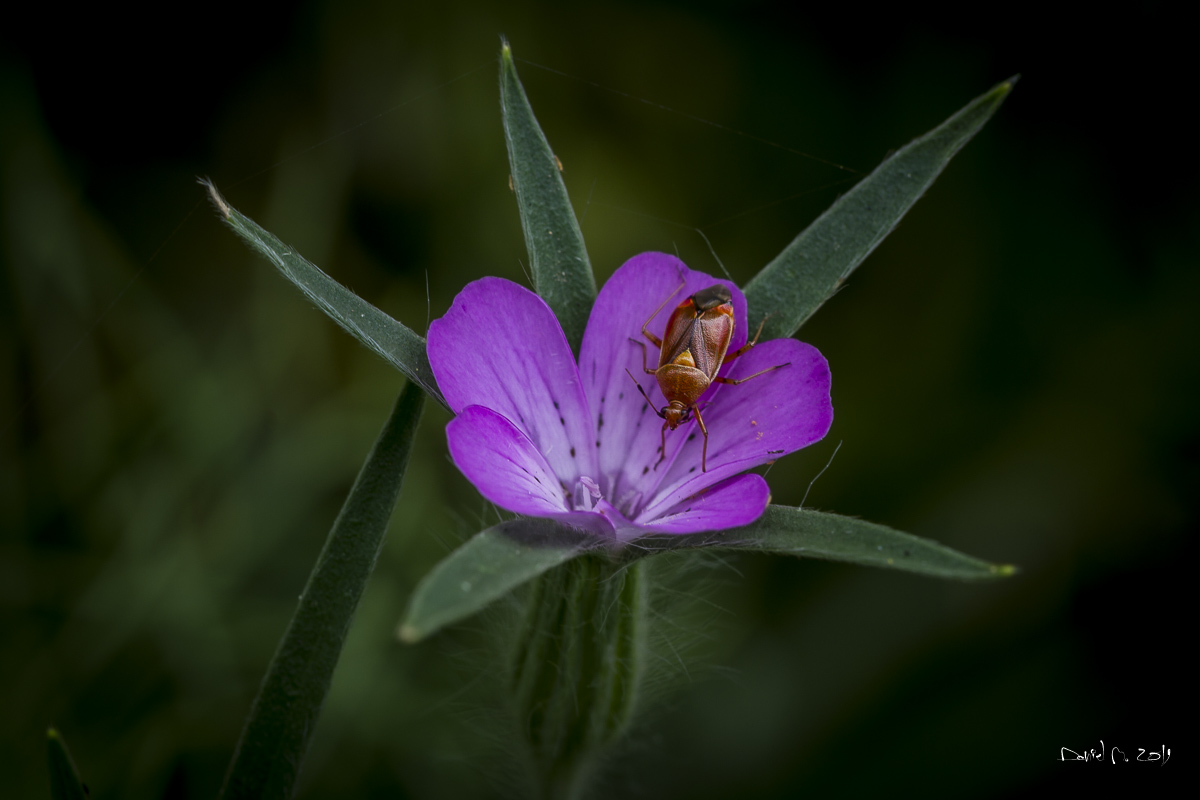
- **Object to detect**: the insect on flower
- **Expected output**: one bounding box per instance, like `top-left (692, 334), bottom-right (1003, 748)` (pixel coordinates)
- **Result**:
top-left (428, 252), bottom-right (831, 542)
top-left (628, 281), bottom-right (790, 473)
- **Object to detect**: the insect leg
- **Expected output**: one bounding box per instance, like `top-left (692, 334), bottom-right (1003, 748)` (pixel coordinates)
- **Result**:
top-left (712, 361), bottom-right (791, 385)
top-left (641, 280), bottom-right (686, 347)
top-left (655, 419), bottom-right (670, 470)
top-left (628, 337), bottom-right (657, 375)
top-left (723, 315), bottom-right (769, 363)
top-left (691, 403), bottom-right (710, 472)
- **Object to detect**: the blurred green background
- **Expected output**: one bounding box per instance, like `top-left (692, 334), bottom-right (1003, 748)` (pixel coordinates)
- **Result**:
top-left (2, 2), bottom-right (1192, 798)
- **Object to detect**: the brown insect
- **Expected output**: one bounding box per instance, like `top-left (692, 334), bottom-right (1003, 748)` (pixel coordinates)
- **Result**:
top-left (627, 282), bottom-right (788, 472)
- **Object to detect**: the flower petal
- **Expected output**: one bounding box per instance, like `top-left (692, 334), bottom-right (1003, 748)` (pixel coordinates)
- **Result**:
top-left (637, 338), bottom-right (832, 521)
top-left (428, 277), bottom-right (598, 484)
top-left (447, 406), bottom-right (615, 534)
top-left (590, 498), bottom-right (645, 543)
top-left (636, 473), bottom-right (770, 533)
top-left (577, 252), bottom-right (748, 508)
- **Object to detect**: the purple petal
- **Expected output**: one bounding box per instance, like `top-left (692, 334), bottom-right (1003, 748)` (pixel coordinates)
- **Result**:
top-left (590, 498), bottom-right (645, 543)
top-left (577, 252), bottom-right (748, 505)
top-left (636, 473), bottom-right (770, 533)
top-left (447, 406), bottom-right (615, 534)
top-left (638, 338), bottom-right (832, 521)
top-left (428, 277), bottom-right (598, 484)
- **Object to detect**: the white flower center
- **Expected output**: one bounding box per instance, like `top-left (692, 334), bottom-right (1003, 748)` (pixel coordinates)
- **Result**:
top-left (573, 475), bottom-right (603, 512)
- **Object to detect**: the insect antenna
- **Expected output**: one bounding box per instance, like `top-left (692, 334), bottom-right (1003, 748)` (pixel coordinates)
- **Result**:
top-left (624, 368), bottom-right (665, 419)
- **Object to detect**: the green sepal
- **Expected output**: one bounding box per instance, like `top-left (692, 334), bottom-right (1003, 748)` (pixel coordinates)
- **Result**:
top-left (202, 179), bottom-right (446, 410)
top-left (46, 728), bottom-right (87, 800)
top-left (500, 41), bottom-right (596, 355)
top-left (634, 505), bottom-right (1015, 580)
top-left (398, 518), bottom-right (592, 643)
top-left (221, 382), bottom-right (425, 800)
top-left (743, 77), bottom-right (1017, 339)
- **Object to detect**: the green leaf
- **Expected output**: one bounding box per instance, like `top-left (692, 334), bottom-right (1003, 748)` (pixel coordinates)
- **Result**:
top-left (635, 505), bottom-right (1014, 580)
top-left (46, 729), bottom-right (87, 800)
top-left (500, 41), bottom-right (596, 354)
top-left (202, 179), bottom-right (446, 410)
top-left (221, 382), bottom-right (425, 800)
top-left (743, 77), bottom-right (1017, 340)
top-left (399, 518), bottom-right (593, 643)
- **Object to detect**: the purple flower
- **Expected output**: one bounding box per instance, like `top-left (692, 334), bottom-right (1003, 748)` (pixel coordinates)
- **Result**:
top-left (427, 252), bottom-right (833, 542)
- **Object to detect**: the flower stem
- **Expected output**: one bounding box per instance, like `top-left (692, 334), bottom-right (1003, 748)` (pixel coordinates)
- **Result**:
top-left (510, 554), bottom-right (646, 798)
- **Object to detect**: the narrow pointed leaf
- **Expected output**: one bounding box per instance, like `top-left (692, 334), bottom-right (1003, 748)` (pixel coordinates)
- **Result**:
top-left (203, 180), bottom-right (446, 409)
top-left (399, 518), bottom-right (594, 643)
top-left (46, 729), bottom-right (87, 800)
top-left (744, 77), bottom-right (1017, 339)
top-left (221, 382), bottom-right (425, 800)
top-left (633, 505), bottom-right (1014, 580)
top-left (500, 41), bottom-right (596, 354)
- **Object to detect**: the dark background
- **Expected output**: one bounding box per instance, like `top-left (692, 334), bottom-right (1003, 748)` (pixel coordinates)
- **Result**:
top-left (2, 2), bottom-right (1192, 797)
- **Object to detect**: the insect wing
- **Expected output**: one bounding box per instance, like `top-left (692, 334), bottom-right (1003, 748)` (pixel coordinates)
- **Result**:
top-left (691, 305), bottom-right (734, 378)
top-left (658, 297), bottom-right (698, 368)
